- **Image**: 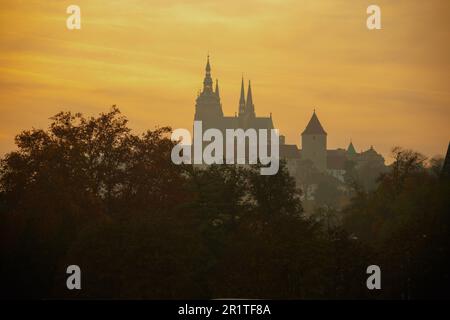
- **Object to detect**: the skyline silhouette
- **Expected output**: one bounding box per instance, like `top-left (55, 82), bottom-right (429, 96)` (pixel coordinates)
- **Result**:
top-left (0, 0), bottom-right (449, 161)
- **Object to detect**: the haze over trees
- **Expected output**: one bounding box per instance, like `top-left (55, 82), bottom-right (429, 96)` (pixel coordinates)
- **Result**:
top-left (0, 107), bottom-right (448, 299)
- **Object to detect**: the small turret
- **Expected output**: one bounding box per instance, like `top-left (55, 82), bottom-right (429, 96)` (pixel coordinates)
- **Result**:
top-left (347, 141), bottom-right (356, 154)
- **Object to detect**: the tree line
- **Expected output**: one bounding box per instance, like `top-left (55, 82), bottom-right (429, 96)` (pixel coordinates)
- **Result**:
top-left (0, 107), bottom-right (448, 299)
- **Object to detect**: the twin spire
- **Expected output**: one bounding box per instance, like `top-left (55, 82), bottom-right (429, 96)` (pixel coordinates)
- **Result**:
top-left (239, 78), bottom-right (255, 117)
top-left (202, 56), bottom-right (255, 117)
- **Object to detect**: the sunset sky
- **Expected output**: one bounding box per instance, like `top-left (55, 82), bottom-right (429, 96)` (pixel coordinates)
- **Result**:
top-left (0, 0), bottom-right (449, 161)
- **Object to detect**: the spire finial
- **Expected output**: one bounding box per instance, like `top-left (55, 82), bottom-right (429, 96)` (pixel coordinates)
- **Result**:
top-left (205, 55), bottom-right (211, 72)
top-left (202, 55), bottom-right (213, 93)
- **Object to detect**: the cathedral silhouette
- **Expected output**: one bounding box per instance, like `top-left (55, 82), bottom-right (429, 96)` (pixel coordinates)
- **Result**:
top-left (194, 55), bottom-right (274, 133)
top-left (193, 56), bottom-right (385, 180)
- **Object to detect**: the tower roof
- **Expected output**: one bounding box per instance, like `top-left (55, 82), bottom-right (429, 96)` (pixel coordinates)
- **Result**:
top-left (347, 141), bottom-right (356, 154)
top-left (302, 110), bottom-right (327, 135)
top-left (245, 80), bottom-right (255, 117)
top-left (238, 76), bottom-right (245, 115)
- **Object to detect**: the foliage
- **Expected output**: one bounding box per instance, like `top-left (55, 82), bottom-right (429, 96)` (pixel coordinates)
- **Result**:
top-left (342, 147), bottom-right (450, 298)
top-left (1, 109), bottom-right (448, 299)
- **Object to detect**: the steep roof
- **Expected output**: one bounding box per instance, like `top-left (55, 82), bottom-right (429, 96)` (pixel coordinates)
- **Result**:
top-left (302, 111), bottom-right (327, 135)
top-left (347, 141), bottom-right (356, 154)
top-left (238, 77), bottom-right (246, 115)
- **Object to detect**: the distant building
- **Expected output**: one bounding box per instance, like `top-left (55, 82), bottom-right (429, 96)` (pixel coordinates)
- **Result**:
top-left (281, 111), bottom-right (385, 182)
top-left (301, 111), bottom-right (328, 171)
top-left (194, 56), bottom-right (274, 135)
top-left (192, 57), bottom-right (385, 179)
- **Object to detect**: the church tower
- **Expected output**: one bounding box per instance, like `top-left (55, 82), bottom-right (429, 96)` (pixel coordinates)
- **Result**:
top-left (238, 80), bottom-right (256, 128)
top-left (245, 80), bottom-right (256, 119)
top-left (238, 77), bottom-right (246, 116)
top-left (194, 56), bottom-right (223, 128)
top-left (301, 110), bottom-right (327, 171)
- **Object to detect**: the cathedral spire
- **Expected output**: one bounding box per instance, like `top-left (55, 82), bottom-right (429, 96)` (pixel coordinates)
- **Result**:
top-left (206, 54), bottom-right (211, 72)
top-left (202, 55), bottom-right (213, 93)
top-left (245, 80), bottom-right (255, 117)
top-left (195, 56), bottom-right (224, 120)
top-left (215, 79), bottom-right (220, 97)
top-left (302, 110), bottom-right (327, 135)
top-left (238, 76), bottom-right (246, 115)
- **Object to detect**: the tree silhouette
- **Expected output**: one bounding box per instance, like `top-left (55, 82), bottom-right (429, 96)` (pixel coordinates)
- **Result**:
top-left (1, 109), bottom-right (448, 299)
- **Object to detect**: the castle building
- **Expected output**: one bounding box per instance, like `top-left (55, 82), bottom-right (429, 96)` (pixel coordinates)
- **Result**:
top-left (192, 57), bottom-right (385, 178)
top-left (301, 111), bottom-right (328, 171)
top-left (194, 56), bottom-right (274, 134)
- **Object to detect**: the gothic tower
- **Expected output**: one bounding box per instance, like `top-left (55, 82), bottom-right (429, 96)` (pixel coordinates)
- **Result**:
top-left (238, 77), bottom-right (246, 116)
top-left (238, 80), bottom-right (256, 128)
top-left (194, 56), bottom-right (223, 128)
top-left (245, 80), bottom-right (256, 119)
top-left (301, 110), bottom-right (327, 171)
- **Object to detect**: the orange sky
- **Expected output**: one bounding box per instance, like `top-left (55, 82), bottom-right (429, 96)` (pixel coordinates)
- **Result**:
top-left (0, 0), bottom-right (449, 161)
